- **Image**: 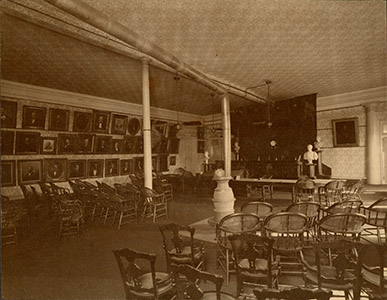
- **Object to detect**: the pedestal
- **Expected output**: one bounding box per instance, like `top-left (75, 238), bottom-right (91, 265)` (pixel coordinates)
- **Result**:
top-left (208, 176), bottom-right (235, 226)
top-left (305, 163), bottom-right (316, 179)
top-left (316, 150), bottom-right (323, 176)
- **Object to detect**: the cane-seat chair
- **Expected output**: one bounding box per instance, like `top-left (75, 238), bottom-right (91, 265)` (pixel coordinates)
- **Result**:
top-left (170, 263), bottom-right (236, 300)
top-left (215, 213), bottom-right (261, 284)
top-left (140, 187), bottom-right (168, 223)
top-left (318, 181), bottom-right (345, 207)
top-left (229, 234), bottom-right (279, 298)
top-left (341, 179), bottom-right (365, 201)
top-left (361, 197), bottom-right (387, 244)
top-left (159, 223), bottom-right (205, 272)
top-left (57, 197), bottom-right (84, 240)
top-left (321, 200), bottom-right (363, 217)
top-left (112, 248), bottom-right (174, 300)
top-left (294, 178), bottom-right (316, 202)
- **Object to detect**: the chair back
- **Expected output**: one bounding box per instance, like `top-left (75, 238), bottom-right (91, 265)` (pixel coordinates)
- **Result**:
top-left (240, 202), bottom-right (273, 219)
top-left (325, 200), bottom-right (362, 214)
top-left (253, 287), bottom-right (332, 300)
top-left (318, 180), bottom-right (344, 207)
top-left (342, 179), bottom-right (365, 200)
top-left (317, 213), bottom-right (366, 241)
top-left (368, 197), bottom-right (387, 209)
top-left (294, 178), bottom-right (316, 202)
top-left (362, 243), bottom-right (387, 298)
top-left (217, 213), bottom-right (261, 234)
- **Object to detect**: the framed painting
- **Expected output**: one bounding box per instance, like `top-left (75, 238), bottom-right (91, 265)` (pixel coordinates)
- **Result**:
top-left (68, 160), bottom-right (86, 180)
top-left (48, 108), bottom-right (70, 131)
top-left (197, 126), bottom-right (204, 139)
top-left (73, 111), bottom-right (92, 132)
top-left (1, 131), bottom-right (15, 155)
top-left (127, 117), bottom-right (141, 136)
top-left (197, 140), bottom-right (205, 153)
top-left (44, 158), bottom-right (67, 183)
top-left (133, 136), bottom-right (143, 154)
top-left (105, 159), bottom-right (119, 177)
top-left (1, 100), bottom-right (17, 128)
top-left (111, 139), bottom-right (123, 154)
top-left (94, 135), bottom-right (112, 154)
top-left (18, 160), bottom-right (43, 184)
top-left (58, 134), bottom-right (76, 154)
top-left (87, 159), bottom-right (104, 178)
top-left (134, 156), bottom-right (144, 172)
top-left (1, 160), bottom-right (16, 187)
top-left (16, 132), bottom-right (40, 154)
top-left (169, 156), bottom-right (176, 166)
top-left (123, 136), bottom-right (136, 154)
top-left (111, 114), bottom-right (127, 135)
top-left (22, 106), bottom-right (46, 129)
top-left (120, 159), bottom-right (133, 175)
top-left (332, 118), bottom-right (359, 147)
top-left (92, 110), bottom-right (110, 133)
top-left (41, 137), bottom-right (57, 154)
top-left (76, 134), bottom-right (95, 154)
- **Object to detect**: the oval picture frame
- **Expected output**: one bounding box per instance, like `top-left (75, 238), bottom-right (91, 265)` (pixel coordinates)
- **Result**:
top-left (128, 118), bottom-right (141, 136)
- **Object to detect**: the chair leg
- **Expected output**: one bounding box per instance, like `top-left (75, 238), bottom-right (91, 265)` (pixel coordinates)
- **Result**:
top-left (225, 248), bottom-right (230, 285)
top-left (118, 211), bottom-right (123, 230)
top-left (153, 205), bottom-right (156, 223)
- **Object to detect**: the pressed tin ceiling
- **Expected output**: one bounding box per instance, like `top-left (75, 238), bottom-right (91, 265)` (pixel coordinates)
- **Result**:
top-left (1, 0), bottom-right (386, 115)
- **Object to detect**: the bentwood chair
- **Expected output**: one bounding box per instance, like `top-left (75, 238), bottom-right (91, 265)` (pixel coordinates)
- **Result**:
top-left (341, 179), bottom-right (365, 201)
top-left (361, 197), bottom-right (387, 244)
top-left (215, 213), bottom-right (261, 284)
top-left (170, 263), bottom-right (236, 300)
top-left (294, 178), bottom-right (316, 202)
top-left (321, 200), bottom-right (363, 217)
top-left (229, 234), bottom-right (279, 298)
top-left (112, 248), bottom-right (174, 300)
top-left (159, 223), bottom-right (205, 272)
top-left (253, 287), bottom-right (332, 300)
top-left (318, 181), bottom-right (345, 207)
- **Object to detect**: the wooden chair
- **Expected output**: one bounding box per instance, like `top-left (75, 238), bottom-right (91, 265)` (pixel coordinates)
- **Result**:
top-left (263, 212), bottom-right (308, 276)
top-left (320, 200), bottom-right (363, 217)
top-left (240, 201), bottom-right (273, 233)
top-left (140, 187), bottom-right (168, 223)
top-left (318, 181), bottom-right (344, 207)
top-left (303, 239), bottom-right (365, 300)
top-left (153, 177), bottom-right (173, 202)
top-left (294, 178), bottom-right (316, 202)
top-left (159, 223), bottom-right (205, 272)
top-left (57, 197), bottom-right (84, 240)
top-left (1, 196), bottom-right (23, 244)
top-left (229, 234), bottom-right (279, 298)
top-left (108, 193), bottom-right (137, 229)
top-left (170, 263), bottom-right (236, 300)
top-left (341, 179), bottom-right (364, 201)
top-left (361, 197), bottom-right (387, 244)
top-left (112, 248), bottom-right (174, 300)
top-left (215, 213), bottom-right (261, 284)
top-left (362, 243), bottom-right (387, 300)
top-left (253, 287), bottom-right (332, 300)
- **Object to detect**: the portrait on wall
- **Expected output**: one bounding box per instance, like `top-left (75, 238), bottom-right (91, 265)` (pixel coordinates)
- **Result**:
top-left (76, 134), bottom-right (95, 154)
top-left (168, 138), bottom-right (180, 154)
top-left (41, 137), bottom-right (57, 155)
top-left (48, 108), bottom-right (69, 131)
top-left (73, 111), bottom-right (92, 132)
top-left (332, 118), bottom-right (359, 147)
top-left (95, 135), bottom-right (112, 154)
top-left (1, 131), bottom-right (15, 155)
top-left (18, 160), bottom-right (43, 184)
top-left (133, 136), bottom-right (143, 154)
top-left (111, 139), bottom-right (123, 154)
top-left (123, 136), bottom-right (136, 154)
top-left (169, 156), bottom-right (176, 166)
top-left (105, 159), bottom-right (119, 177)
top-left (16, 132), bottom-right (40, 154)
top-left (127, 117), bottom-right (141, 136)
top-left (22, 106), bottom-right (46, 129)
top-left (68, 160), bottom-right (86, 180)
top-left (1, 160), bottom-right (16, 187)
top-left (1, 100), bottom-right (17, 128)
top-left (134, 157), bottom-right (144, 172)
top-left (111, 114), bottom-right (128, 135)
top-left (87, 160), bottom-right (104, 178)
top-left (58, 134), bottom-right (76, 154)
top-left (120, 159), bottom-right (133, 175)
top-left (93, 111), bottom-right (110, 133)
top-left (197, 140), bottom-right (205, 153)
top-left (44, 158), bottom-right (67, 183)
top-left (197, 127), bottom-right (205, 139)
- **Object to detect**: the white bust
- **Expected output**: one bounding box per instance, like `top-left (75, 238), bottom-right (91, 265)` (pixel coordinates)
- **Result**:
top-left (204, 151), bottom-right (210, 164)
top-left (303, 144), bottom-right (319, 164)
top-left (234, 142), bottom-right (240, 153)
top-left (314, 136), bottom-right (323, 151)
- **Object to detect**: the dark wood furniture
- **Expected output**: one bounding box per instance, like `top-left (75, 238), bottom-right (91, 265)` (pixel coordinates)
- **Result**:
top-left (253, 287), bottom-right (332, 300)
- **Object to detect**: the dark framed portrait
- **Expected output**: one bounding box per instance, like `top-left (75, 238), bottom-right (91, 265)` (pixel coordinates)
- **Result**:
top-left (68, 160), bottom-right (86, 180)
top-left (87, 159), bottom-right (104, 178)
top-left (120, 159), bottom-right (133, 175)
top-left (169, 156), bottom-right (176, 166)
top-left (111, 139), bottom-right (123, 154)
top-left (168, 138), bottom-right (180, 154)
top-left (332, 118), bottom-right (359, 147)
top-left (105, 159), bottom-right (119, 177)
top-left (22, 106), bottom-right (46, 129)
top-left (123, 136), bottom-right (136, 154)
top-left (58, 134), bottom-right (76, 154)
top-left (134, 156), bottom-right (144, 172)
top-left (76, 134), bottom-right (95, 154)
top-left (128, 117), bottom-right (141, 136)
top-left (44, 158), bottom-right (67, 183)
top-left (93, 111), bottom-right (110, 133)
top-left (111, 114), bottom-right (128, 135)
top-left (197, 140), bottom-right (205, 153)
top-left (133, 136), bottom-right (143, 154)
top-left (1, 160), bottom-right (16, 187)
top-left (1, 100), bottom-right (17, 128)
top-left (95, 135), bottom-right (112, 154)
top-left (41, 137), bottom-right (57, 154)
top-left (1, 131), bottom-right (15, 155)
top-left (18, 160), bottom-right (43, 184)
top-left (48, 108), bottom-right (69, 131)
top-left (16, 132), bottom-right (40, 154)
top-left (197, 127), bottom-right (205, 139)
top-left (73, 111), bottom-right (92, 132)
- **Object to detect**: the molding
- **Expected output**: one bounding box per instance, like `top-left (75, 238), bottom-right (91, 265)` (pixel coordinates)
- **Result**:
top-left (1, 80), bottom-right (201, 122)
top-left (317, 86), bottom-right (387, 111)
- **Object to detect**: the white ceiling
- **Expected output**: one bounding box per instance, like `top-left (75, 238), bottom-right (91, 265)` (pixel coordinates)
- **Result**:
top-left (1, 0), bottom-right (386, 115)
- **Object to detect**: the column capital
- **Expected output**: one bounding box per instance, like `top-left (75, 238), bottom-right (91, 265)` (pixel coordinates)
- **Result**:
top-left (363, 101), bottom-right (381, 113)
top-left (141, 57), bottom-right (151, 64)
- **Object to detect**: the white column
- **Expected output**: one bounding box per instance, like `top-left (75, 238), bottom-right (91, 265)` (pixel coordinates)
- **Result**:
top-left (222, 93), bottom-right (232, 176)
top-left (142, 58), bottom-right (152, 189)
top-left (365, 102), bottom-right (381, 184)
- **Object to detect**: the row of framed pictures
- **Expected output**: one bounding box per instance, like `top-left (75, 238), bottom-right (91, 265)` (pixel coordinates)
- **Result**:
top-left (1, 131), bottom-right (180, 155)
top-left (1, 158), bottom-right (148, 187)
top-left (1, 100), bottom-right (142, 135)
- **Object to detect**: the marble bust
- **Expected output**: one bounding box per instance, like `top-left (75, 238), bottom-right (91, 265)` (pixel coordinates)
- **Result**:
top-left (303, 144), bottom-right (319, 164)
